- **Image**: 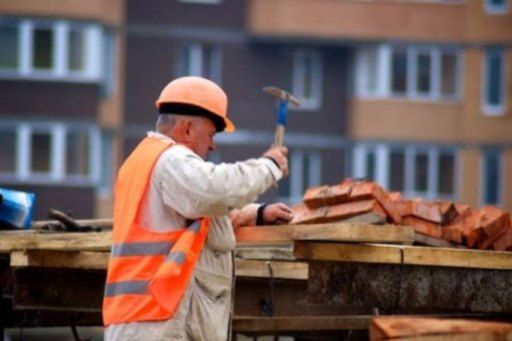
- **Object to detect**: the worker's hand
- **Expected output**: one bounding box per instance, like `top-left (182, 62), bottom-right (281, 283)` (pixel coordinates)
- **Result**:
top-left (263, 146), bottom-right (289, 176)
top-left (262, 203), bottom-right (293, 225)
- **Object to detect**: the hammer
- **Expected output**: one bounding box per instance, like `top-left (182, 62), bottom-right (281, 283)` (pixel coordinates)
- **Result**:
top-left (263, 86), bottom-right (300, 147)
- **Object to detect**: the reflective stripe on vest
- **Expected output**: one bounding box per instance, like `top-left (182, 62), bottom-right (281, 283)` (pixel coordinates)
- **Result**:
top-left (102, 138), bottom-right (210, 326)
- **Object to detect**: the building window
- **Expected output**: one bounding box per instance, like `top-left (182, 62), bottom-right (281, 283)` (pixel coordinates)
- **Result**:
top-left (0, 18), bottom-right (102, 81)
top-left (0, 21), bottom-right (19, 70)
top-left (178, 43), bottom-right (222, 84)
top-left (484, 0), bottom-right (509, 14)
top-left (353, 143), bottom-right (457, 200)
top-left (355, 44), bottom-right (461, 102)
top-left (279, 150), bottom-right (322, 204)
top-left (483, 48), bottom-right (506, 116)
top-left (178, 0), bottom-right (222, 4)
top-left (292, 50), bottom-right (322, 110)
top-left (481, 150), bottom-right (502, 206)
top-left (0, 122), bottom-right (101, 185)
top-left (391, 48), bottom-right (408, 96)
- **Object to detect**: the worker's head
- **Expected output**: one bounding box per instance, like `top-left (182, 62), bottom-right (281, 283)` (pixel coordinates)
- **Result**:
top-left (155, 76), bottom-right (235, 159)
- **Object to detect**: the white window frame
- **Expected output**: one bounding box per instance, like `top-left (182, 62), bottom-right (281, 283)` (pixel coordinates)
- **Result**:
top-left (354, 43), bottom-right (461, 102)
top-left (0, 18), bottom-right (102, 82)
top-left (292, 49), bottom-right (322, 110)
top-left (480, 149), bottom-right (503, 206)
top-left (482, 48), bottom-right (506, 116)
top-left (178, 43), bottom-right (222, 84)
top-left (0, 122), bottom-right (101, 186)
top-left (279, 150), bottom-right (322, 204)
top-left (179, 0), bottom-right (222, 4)
top-left (484, 0), bottom-right (509, 14)
top-left (352, 143), bottom-right (458, 200)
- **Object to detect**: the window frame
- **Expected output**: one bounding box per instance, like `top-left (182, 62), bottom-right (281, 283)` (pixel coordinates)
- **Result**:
top-left (482, 47), bottom-right (506, 116)
top-left (177, 43), bottom-right (222, 84)
top-left (0, 121), bottom-right (101, 186)
top-left (0, 18), bottom-right (102, 82)
top-left (292, 49), bottom-right (323, 110)
top-left (484, 0), bottom-right (509, 14)
top-left (352, 143), bottom-right (458, 200)
top-left (278, 150), bottom-right (322, 204)
top-left (480, 149), bottom-right (503, 206)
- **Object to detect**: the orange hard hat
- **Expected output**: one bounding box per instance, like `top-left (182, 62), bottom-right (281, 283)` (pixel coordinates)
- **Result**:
top-left (155, 76), bottom-right (235, 133)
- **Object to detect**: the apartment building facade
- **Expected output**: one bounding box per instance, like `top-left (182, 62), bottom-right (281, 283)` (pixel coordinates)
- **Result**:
top-left (249, 0), bottom-right (512, 211)
top-left (0, 0), bottom-right (510, 219)
top-left (0, 0), bottom-right (124, 218)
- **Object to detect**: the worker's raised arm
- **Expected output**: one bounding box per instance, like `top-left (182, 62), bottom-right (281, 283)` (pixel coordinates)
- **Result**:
top-left (156, 144), bottom-right (287, 219)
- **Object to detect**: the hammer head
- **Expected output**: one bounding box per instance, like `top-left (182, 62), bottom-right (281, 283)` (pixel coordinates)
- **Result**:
top-left (263, 86), bottom-right (300, 107)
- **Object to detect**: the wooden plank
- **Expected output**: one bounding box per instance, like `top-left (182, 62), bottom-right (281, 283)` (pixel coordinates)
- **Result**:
top-left (235, 243), bottom-right (295, 260)
top-left (0, 231), bottom-right (111, 253)
top-left (370, 316), bottom-right (512, 341)
top-left (236, 225), bottom-right (294, 244)
top-left (236, 223), bottom-right (414, 245)
top-left (10, 250), bottom-right (306, 280)
top-left (232, 315), bottom-right (371, 332)
top-left (10, 250), bottom-right (109, 269)
top-left (401, 244), bottom-right (512, 270)
top-left (234, 259), bottom-right (308, 280)
top-left (295, 241), bottom-right (512, 270)
top-left (31, 218), bottom-right (113, 230)
top-left (291, 223), bottom-right (414, 244)
top-left (294, 241), bottom-right (402, 264)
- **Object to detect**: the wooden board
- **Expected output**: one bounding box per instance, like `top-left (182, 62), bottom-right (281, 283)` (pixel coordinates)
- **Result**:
top-left (0, 231), bottom-right (111, 253)
top-left (10, 250), bottom-right (307, 281)
top-left (291, 223), bottom-right (414, 244)
top-left (414, 232), bottom-right (463, 248)
top-left (10, 250), bottom-right (109, 269)
top-left (236, 223), bottom-right (414, 245)
top-left (233, 315), bottom-right (371, 332)
top-left (234, 259), bottom-right (308, 280)
top-left (235, 243), bottom-right (295, 260)
top-left (295, 242), bottom-right (512, 270)
top-left (370, 316), bottom-right (512, 341)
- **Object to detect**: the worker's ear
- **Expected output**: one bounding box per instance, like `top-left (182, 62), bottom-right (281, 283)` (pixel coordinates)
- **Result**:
top-left (183, 119), bottom-right (194, 141)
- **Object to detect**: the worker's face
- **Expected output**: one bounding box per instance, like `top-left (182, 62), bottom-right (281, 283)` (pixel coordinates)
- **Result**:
top-left (188, 117), bottom-right (217, 159)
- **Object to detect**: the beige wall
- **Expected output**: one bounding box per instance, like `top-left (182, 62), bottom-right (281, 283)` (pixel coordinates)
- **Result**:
top-left (99, 31), bottom-right (125, 129)
top-left (458, 148), bottom-right (480, 209)
top-left (0, 0), bottom-right (124, 25)
top-left (248, 0), bottom-right (512, 43)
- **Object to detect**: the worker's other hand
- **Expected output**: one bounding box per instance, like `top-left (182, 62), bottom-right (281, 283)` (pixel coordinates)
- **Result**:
top-left (263, 146), bottom-right (289, 176)
top-left (262, 203), bottom-right (293, 225)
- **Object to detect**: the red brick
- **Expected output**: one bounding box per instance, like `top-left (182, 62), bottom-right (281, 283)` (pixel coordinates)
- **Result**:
top-left (441, 225), bottom-right (463, 244)
top-left (303, 185), bottom-right (330, 209)
top-left (291, 203), bottom-right (329, 225)
top-left (492, 229), bottom-right (512, 251)
top-left (480, 206), bottom-right (511, 239)
top-left (401, 216), bottom-right (443, 239)
top-left (324, 199), bottom-right (386, 223)
top-left (326, 183), bottom-right (352, 205)
top-left (388, 192), bottom-right (402, 202)
top-left (410, 200), bottom-right (457, 225)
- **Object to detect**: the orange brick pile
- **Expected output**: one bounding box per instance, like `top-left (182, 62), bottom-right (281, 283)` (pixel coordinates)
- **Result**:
top-left (291, 178), bottom-right (512, 251)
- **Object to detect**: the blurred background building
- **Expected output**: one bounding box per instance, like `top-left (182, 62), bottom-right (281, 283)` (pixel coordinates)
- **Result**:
top-left (0, 0), bottom-right (510, 220)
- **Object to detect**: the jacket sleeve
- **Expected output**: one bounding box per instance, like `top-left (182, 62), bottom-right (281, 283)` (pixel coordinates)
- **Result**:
top-left (156, 145), bottom-right (282, 219)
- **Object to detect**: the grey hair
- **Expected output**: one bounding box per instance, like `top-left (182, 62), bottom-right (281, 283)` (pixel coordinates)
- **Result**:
top-left (156, 114), bottom-right (187, 134)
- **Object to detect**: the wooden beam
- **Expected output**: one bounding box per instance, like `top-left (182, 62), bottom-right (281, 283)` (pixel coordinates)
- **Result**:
top-left (370, 316), bottom-right (512, 341)
top-left (0, 231), bottom-right (111, 253)
top-left (232, 315), bottom-right (371, 332)
top-left (291, 223), bottom-right (414, 244)
top-left (414, 232), bottom-right (463, 248)
top-left (10, 250), bottom-right (109, 269)
top-left (236, 223), bottom-right (414, 245)
top-left (401, 244), bottom-right (512, 270)
top-left (235, 259), bottom-right (308, 280)
top-left (10, 250), bottom-right (307, 281)
top-left (235, 243), bottom-right (295, 260)
top-left (295, 242), bottom-right (512, 270)
top-left (294, 241), bottom-right (403, 264)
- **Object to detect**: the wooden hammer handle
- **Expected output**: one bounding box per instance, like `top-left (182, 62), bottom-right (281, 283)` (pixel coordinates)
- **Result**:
top-left (274, 124), bottom-right (285, 147)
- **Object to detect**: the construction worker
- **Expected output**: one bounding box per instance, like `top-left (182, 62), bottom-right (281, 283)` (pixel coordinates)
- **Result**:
top-left (103, 76), bottom-right (292, 340)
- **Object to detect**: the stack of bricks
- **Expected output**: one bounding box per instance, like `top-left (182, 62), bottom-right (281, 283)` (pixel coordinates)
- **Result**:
top-left (291, 178), bottom-right (512, 251)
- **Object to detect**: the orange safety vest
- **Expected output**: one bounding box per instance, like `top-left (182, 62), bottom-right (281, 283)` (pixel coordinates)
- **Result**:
top-left (103, 137), bottom-right (211, 326)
